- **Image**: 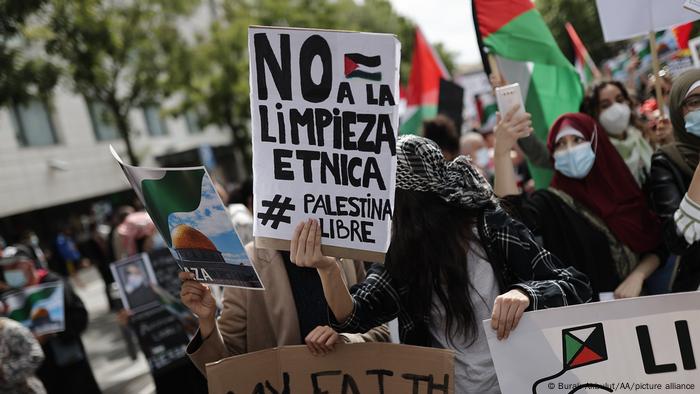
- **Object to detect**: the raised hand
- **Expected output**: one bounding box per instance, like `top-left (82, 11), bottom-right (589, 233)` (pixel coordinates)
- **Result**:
top-left (179, 271), bottom-right (217, 336)
top-left (494, 105), bottom-right (533, 158)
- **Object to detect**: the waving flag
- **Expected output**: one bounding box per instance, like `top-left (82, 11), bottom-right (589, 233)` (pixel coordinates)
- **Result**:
top-left (566, 22), bottom-right (600, 87)
top-left (400, 28), bottom-right (449, 135)
top-left (472, 0), bottom-right (583, 188)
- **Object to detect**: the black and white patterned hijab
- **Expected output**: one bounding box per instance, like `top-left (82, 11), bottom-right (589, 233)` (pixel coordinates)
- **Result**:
top-left (396, 135), bottom-right (496, 209)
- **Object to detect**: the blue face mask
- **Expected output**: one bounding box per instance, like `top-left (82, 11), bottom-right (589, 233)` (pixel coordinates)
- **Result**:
top-left (554, 142), bottom-right (596, 179)
top-left (3, 269), bottom-right (27, 288)
top-left (684, 110), bottom-right (700, 136)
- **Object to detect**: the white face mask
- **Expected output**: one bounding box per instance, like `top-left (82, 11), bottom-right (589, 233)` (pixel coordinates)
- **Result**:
top-left (598, 102), bottom-right (631, 136)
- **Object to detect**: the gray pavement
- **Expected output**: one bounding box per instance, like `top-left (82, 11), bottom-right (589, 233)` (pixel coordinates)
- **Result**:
top-left (72, 266), bottom-right (156, 394)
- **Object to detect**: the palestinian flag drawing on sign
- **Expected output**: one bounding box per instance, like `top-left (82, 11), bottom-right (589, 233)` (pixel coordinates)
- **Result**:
top-left (344, 53), bottom-right (382, 81)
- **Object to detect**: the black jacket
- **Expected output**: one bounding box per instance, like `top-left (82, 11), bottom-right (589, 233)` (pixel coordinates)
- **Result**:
top-left (330, 206), bottom-right (592, 346)
top-left (649, 151), bottom-right (700, 291)
top-left (37, 272), bottom-right (101, 394)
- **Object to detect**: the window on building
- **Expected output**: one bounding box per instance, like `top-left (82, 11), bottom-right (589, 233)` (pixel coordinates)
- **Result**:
top-left (185, 110), bottom-right (202, 134)
top-left (87, 100), bottom-right (120, 141)
top-left (12, 99), bottom-right (58, 147)
top-left (143, 105), bottom-right (169, 136)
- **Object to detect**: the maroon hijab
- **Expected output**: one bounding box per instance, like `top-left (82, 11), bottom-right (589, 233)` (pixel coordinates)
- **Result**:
top-left (547, 113), bottom-right (661, 254)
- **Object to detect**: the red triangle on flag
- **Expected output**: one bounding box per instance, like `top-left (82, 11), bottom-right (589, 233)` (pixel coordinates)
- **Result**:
top-left (570, 346), bottom-right (604, 367)
top-left (344, 56), bottom-right (359, 76)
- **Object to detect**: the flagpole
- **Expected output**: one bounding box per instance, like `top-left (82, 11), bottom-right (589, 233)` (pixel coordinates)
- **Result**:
top-left (488, 53), bottom-right (502, 83)
top-left (649, 31), bottom-right (665, 118)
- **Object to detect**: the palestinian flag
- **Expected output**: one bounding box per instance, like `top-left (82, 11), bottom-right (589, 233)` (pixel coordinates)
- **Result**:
top-left (399, 28), bottom-right (449, 135)
top-left (475, 93), bottom-right (497, 130)
top-left (473, 0), bottom-right (583, 188)
top-left (565, 22), bottom-right (599, 87)
top-left (344, 53), bottom-right (382, 81)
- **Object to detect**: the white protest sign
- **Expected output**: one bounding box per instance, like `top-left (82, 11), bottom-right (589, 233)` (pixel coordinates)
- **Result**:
top-left (596, 0), bottom-right (700, 42)
top-left (485, 292), bottom-right (700, 394)
top-left (249, 26), bottom-right (400, 262)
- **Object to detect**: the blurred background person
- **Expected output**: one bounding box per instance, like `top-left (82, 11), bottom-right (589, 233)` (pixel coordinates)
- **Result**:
top-left (226, 178), bottom-right (254, 245)
top-left (581, 80), bottom-right (654, 188)
top-left (0, 245), bottom-right (101, 394)
top-left (460, 131), bottom-right (490, 176)
top-left (0, 317), bottom-right (47, 394)
top-left (421, 115), bottom-right (460, 161)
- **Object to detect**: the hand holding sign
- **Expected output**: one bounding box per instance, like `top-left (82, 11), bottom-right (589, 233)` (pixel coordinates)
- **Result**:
top-left (179, 271), bottom-right (217, 337)
top-left (490, 289), bottom-right (530, 340)
top-left (290, 219), bottom-right (336, 270)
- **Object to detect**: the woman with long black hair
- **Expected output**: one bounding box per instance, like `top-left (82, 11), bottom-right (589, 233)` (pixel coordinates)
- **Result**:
top-left (290, 135), bottom-right (591, 393)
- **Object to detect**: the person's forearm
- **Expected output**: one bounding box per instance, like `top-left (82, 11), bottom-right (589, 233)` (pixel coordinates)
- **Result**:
top-left (494, 151), bottom-right (520, 197)
top-left (630, 254), bottom-right (661, 281)
top-left (686, 163), bottom-right (700, 204)
top-left (199, 315), bottom-right (216, 339)
top-left (516, 133), bottom-right (553, 169)
top-left (317, 262), bottom-right (354, 323)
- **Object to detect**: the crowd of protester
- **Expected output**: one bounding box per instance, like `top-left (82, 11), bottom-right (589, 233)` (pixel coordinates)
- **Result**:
top-left (3, 68), bottom-right (700, 393)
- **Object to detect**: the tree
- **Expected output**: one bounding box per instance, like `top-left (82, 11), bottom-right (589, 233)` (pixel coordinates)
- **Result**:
top-left (536, 0), bottom-right (626, 66)
top-left (171, 0), bottom-right (456, 175)
top-left (0, 0), bottom-right (59, 107)
top-left (46, 0), bottom-right (196, 165)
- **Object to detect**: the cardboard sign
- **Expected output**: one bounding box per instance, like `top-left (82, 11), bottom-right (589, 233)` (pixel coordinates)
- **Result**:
top-left (206, 343), bottom-right (454, 393)
top-left (0, 282), bottom-right (65, 336)
top-left (249, 26), bottom-right (400, 263)
top-left (484, 292), bottom-right (700, 394)
top-left (111, 147), bottom-right (263, 289)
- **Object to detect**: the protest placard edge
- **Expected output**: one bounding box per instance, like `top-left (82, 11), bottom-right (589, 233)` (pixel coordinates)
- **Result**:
top-left (255, 236), bottom-right (385, 263)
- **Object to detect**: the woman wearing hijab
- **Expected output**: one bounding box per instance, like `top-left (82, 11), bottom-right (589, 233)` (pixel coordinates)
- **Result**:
top-left (581, 81), bottom-right (654, 187)
top-left (649, 69), bottom-right (700, 292)
top-left (289, 135), bottom-right (591, 394)
top-left (494, 108), bottom-right (664, 300)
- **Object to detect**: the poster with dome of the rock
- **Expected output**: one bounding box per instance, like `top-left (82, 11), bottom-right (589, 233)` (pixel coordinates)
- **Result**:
top-left (110, 146), bottom-right (264, 289)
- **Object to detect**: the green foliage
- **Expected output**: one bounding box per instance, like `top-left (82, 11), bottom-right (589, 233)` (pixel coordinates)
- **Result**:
top-left (45, 0), bottom-right (197, 165)
top-left (0, 0), bottom-right (60, 106)
top-left (171, 0), bottom-right (456, 173)
top-left (536, 0), bottom-right (626, 65)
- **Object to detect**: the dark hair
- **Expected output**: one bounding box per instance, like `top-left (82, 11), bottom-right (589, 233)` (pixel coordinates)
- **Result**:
top-left (386, 189), bottom-right (481, 344)
top-left (421, 115), bottom-right (459, 158)
top-left (229, 178), bottom-right (253, 206)
top-left (581, 80), bottom-right (633, 118)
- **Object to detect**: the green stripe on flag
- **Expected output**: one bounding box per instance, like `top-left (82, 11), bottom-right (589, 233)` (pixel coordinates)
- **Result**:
top-left (400, 105), bottom-right (438, 135)
top-left (483, 9), bottom-right (571, 68)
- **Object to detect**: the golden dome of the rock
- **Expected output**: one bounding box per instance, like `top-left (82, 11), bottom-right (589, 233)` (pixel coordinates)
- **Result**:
top-left (171, 225), bottom-right (217, 251)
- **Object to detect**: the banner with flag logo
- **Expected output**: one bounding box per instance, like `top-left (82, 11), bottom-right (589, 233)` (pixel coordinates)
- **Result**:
top-left (485, 292), bottom-right (700, 394)
top-left (0, 282), bottom-right (65, 336)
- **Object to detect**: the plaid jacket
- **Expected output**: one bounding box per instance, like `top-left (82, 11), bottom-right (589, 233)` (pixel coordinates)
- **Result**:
top-left (330, 206), bottom-right (592, 346)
